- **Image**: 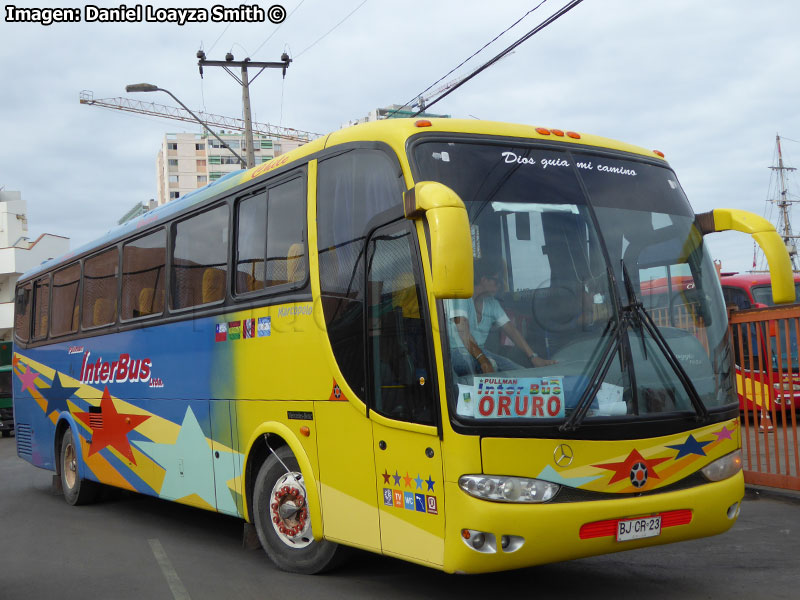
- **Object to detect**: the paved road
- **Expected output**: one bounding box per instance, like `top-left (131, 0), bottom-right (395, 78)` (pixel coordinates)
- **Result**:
top-left (1, 435), bottom-right (798, 599)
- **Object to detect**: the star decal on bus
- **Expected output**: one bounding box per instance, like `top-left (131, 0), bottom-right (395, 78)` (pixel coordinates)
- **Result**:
top-left (74, 387), bottom-right (149, 464)
top-left (134, 406), bottom-right (239, 513)
top-left (19, 365), bottom-right (41, 395)
top-left (666, 434), bottom-right (712, 459)
top-left (593, 449), bottom-right (669, 485)
top-left (382, 469), bottom-right (391, 484)
top-left (713, 425), bottom-right (734, 442)
top-left (41, 372), bottom-right (80, 416)
top-left (403, 472), bottom-right (413, 488)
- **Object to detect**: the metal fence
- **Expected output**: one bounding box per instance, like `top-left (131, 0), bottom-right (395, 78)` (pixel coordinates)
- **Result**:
top-left (728, 305), bottom-right (800, 491)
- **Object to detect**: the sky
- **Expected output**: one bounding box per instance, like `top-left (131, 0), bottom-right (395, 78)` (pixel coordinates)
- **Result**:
top-left (1, 0), bottom-right (799, 274)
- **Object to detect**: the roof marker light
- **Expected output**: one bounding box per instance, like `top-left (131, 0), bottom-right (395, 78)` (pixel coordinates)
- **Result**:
top-left (566, 131), bottom-right (581, 139)
top-left (535, 127), bottom-right (551, 135)
top-left (415, 119), bottom-right (432, 127)
top-left (653, 149), bottom-right (665, 158)
top-left (551, 129), bottom-right (565, 137)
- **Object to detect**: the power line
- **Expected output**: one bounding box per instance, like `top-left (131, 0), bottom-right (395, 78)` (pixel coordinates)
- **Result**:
top-left (252, 0), bottom-right (306, 56)
top-left (295, 0), bottom-right (368, 59)
top-left (414, 0), bottom-right (585, 117)
top-left (393, 0), bottom-right (548, 118)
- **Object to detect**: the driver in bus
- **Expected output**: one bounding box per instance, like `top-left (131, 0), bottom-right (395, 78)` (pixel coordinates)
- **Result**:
top-left (447, 257), bottom-right (555, 376)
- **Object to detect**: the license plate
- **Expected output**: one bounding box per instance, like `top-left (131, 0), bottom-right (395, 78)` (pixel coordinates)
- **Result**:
top-left (616, 516), bottom-right (662, 542)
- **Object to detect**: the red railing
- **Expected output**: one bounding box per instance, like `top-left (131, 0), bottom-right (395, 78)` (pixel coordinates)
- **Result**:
top-left (728, 305), bottom-right (800, 491)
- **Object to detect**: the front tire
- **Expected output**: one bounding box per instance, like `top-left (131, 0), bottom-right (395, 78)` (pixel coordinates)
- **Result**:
top-left (60, 428), bottom-right (99, 505)
top-left (252, 446), bottom-right (341, 574)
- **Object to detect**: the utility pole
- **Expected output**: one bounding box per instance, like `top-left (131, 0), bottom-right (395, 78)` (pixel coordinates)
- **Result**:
top-left (197, 50), bottom-right (291, 169)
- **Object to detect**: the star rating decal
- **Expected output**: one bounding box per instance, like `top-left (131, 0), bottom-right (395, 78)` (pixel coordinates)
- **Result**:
top-left (593, 449), bottom-right (669, 485)
top-left (74, 387), bottom-right (150, 464)
top-left (425, 475), bottom-right (435, 492)
top-left (667, 434), bottom-right (712, 459)
top-left (383, 468), bottom-right (436, 493)
top-left (41, 372), bottom-right (80, 416)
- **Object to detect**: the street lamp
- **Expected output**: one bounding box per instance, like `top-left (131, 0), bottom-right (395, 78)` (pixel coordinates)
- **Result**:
top-left (125, 83), bottom-right (247, 169)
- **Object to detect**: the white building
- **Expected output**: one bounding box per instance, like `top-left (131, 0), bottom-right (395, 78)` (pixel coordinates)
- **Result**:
top-left (155, 132), bottom-right (305, 206)
top-left (0, 190), bottom-right (70, 341)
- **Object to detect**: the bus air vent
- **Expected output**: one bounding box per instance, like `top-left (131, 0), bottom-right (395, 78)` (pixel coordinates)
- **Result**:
top-left (16, 423), bottom-right (32, 457)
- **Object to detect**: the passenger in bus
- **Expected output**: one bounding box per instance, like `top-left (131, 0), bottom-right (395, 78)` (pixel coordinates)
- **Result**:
top-left (447, 257), bottom-right (555, 376)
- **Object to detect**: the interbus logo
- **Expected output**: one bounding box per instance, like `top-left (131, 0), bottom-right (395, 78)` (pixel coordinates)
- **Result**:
top-left (79, 351), bottom-right (153, 385)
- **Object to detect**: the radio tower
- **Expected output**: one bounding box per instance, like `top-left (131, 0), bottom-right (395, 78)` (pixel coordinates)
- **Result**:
top-left (770, 134), bottom-right (799, 271)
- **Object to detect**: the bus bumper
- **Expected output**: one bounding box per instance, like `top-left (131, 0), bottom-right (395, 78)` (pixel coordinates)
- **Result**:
top-left (441, 471), bottom-right (744, 574)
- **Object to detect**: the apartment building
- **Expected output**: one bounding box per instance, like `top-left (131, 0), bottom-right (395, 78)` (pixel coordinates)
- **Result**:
top-left (0, 190), bottom-right (70, 341)
top-left (155, 132), bottom-right (304, 205)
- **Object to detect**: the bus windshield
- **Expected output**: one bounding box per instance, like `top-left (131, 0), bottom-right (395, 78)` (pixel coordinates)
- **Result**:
top-left (413, 140), bottom-right (733, 429)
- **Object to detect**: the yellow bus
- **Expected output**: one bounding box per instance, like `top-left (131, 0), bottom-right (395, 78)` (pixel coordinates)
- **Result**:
top-left (12, 118), bottom-right (794, 574)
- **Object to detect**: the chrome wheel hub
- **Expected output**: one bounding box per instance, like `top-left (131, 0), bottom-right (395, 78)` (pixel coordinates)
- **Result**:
top-left (270, 471), bottom-right (312, 548)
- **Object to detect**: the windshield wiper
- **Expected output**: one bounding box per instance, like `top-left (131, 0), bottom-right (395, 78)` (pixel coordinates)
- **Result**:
top-left (561, 263), bottom-right (710, 432)
top-left (620, 262), bottom-right (710, 422)
top-left (559, 316), bottom-right (622, 432)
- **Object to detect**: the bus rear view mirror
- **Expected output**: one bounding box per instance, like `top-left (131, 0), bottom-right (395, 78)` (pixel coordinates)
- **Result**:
top-left (696, 208), bottom-right (795, 304)
top-left (404, 181), bottom-right (473, 299)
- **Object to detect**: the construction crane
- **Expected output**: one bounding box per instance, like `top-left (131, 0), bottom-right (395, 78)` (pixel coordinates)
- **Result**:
top-left (79, 90), bottom-right (321, 143)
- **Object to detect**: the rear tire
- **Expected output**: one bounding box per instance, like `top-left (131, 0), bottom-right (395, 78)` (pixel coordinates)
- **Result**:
top-left (60, 428), bottom-right (100, 505)
top-left (252, 446), bottom-right (342, 574)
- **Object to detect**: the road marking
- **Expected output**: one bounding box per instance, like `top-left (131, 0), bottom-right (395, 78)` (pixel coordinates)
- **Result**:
top-left (148, 538), bottom-right (191, 600)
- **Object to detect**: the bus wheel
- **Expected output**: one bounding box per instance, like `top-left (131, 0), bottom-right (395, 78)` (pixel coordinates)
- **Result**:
top-left (253, 446), bottom-right (341, 574)
top-left (60, 428), bottom-right (99, 505)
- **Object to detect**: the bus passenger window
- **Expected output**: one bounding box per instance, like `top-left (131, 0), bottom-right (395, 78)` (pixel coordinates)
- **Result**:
top-left (266, 178), bottom-right (306, 286)
top-left (51, 263), bottom-right (81, 335)
top-left (82, 248), bottom-right (119, 328)
top-left (14, 283), bottom-right (32, 342)
top-left (172, 204), bottom-right (229, 309)
top-left (367, 225), bottom-right (434, 425)
top-left (32, 276), bottom-right (51, 340)
top-left (236, 192), bottom-right (267, 293)
top-left (122, 229), bottom-right (166, 319)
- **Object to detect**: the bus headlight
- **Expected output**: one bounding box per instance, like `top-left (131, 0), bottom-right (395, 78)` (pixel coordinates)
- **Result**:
top-left (700, 450), bottom-right (742, 482)
top-left (459, 475), bottom-right (560, 503)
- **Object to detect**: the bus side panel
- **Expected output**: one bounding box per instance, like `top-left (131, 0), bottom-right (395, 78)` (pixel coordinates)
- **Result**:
top-left (11, 316), bottom-right (245, 514)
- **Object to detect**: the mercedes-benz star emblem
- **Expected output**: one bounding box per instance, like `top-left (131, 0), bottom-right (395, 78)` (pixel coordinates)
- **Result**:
top-left (554, 444), bottom-right (574, 467)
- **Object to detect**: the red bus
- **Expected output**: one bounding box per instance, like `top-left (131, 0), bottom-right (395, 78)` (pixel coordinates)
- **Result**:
top-left (720, 272), bottom-right (800, 415)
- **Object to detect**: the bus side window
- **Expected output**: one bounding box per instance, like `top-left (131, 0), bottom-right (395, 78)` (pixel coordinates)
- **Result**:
top-left (366, 224), bottom-right (434, 425)
top-left (317, 149), bottom-right (404, 399)
top-left (172, 204), bottom-right (229, 309)
top-left (51, 263), bottom-right (81, 335)
top-left (265, 178), bottom-right (306, 286)
top-left (122, 229), bottom-right (166, 319)
top-left (235, 176), bottom-right (307, 293)
top-left (32, 276), bottom-right (51, 340)
top-left (14, 283), bottom-right (32, 342)
top-left (82, 248), bottom-right (119, 328)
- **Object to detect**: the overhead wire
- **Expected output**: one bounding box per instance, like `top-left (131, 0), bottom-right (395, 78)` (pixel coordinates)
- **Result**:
top-left (294, 0), bottom-right (368, 59)
top-left (412, 0), bottom-right (586, 117)
top-left (391, 0), bottom-right (548, 118)
top-left (252, 0), bottom-right (306, 57)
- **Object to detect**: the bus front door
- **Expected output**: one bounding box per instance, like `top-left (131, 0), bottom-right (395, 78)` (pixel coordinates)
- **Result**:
top-left (367, 221), bottom-right (445, 566)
